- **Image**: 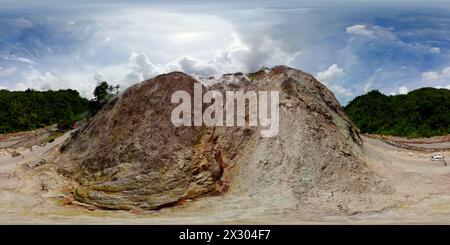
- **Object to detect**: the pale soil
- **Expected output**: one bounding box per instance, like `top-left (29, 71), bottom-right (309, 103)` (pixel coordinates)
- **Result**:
top-left (367, 134), bottom-right (450, 151)
top-left (0, 127), bottom-right (53, 149)
top-left (0, 132), bottom-right (71, 172)
top-left (1, 132), bottom-right (450, 224)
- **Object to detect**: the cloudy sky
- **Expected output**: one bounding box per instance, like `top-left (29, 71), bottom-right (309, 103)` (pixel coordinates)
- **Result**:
top-left (1, 0), bottom-right (450, 104)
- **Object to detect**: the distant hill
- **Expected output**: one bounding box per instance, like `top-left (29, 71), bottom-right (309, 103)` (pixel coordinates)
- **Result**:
top-left (0, 89), bottom-right (89, 134)
top-left (344, 88), bottom-right (450, 138)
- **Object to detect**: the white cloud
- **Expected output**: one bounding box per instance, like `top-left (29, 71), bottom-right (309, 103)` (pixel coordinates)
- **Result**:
top-left (345, 24), bottom-right (396, 40)
top-left (429, 47), bottom-right (441, 54)
top-left (330, 85), bottom-right (353, 97)
top-left (125, 52), bottom-right (161, 83)
top-left (169, 56), bottom-right (217, 77)
top-left (108, 9), bottom-right (299, 73)
top-left (390, 86), bottom-right (409, 95)
top-left (5, 9), bottom-right (301, 98)
top-left (92, 9), bottom-right (237, 64)
top-left (14, 70), bottom-right (64, 91)
top-left (398, 86), bottom-right (409, 94)
top-left (422, 66), bottom-right (450, 83)
top-left (92, 30), bottom-right (299, 92)
top-left (422, 71), bottom-right (440, 82)
top-left (443, 67), bottom-right (450, 77)
top-left (0, 66), bottom-right (17, 78)
top-left (363, 82), bottom-right (372, 92)
top-left (346, 25), bottom-right (374, 38)
top-left (316, 64), bottom-right (352, 96)
top-left (435, 85), bottom-right (450, 89)
top-left (2, 56), bottom-right (36, 65)
top-left (13, 69), bottom-right (100, 98)
top-left (317, 64), bottom-right (345, 82)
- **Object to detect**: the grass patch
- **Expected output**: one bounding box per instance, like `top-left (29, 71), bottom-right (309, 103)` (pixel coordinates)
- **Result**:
top-left (46, 131), bottom-right (64, 143)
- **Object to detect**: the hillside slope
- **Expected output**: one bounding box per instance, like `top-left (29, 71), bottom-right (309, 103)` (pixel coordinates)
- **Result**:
top-left (54, 66), bottom-right (391, 211)
top-left (345, 88), bottom-right (450, 138)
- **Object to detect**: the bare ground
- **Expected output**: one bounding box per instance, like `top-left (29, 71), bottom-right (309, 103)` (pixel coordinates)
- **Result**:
top-left (0, 127), bottom-right (53, 150)
top-left (1, 132), bottom-right (450, 224)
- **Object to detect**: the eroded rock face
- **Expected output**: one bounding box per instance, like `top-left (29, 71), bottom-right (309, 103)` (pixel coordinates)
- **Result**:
top-left (57, 73), bottom-right (227, 209)
top-left (56, 66), bottom-right (389, 210)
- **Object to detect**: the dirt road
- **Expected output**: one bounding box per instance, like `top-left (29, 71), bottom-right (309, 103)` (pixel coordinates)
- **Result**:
top-left (345, 136), bottom-right (450, 224)
top-left (0, 131), bottom-right (72, 172)
top-left (0, 127), bottom-right (52, 149)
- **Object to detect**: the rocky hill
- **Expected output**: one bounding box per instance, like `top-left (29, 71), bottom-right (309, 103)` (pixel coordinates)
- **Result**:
top-left (55, 66), bottom-right (391, 211)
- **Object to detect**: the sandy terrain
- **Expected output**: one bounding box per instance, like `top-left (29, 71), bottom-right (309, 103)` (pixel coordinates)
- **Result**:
top-left (367, 134), bottom-right (450, 152)
top-left (0, 127), bottom-right (52, 149)
top-left (0, 132), bottom-right (450, 224)
top-left (0, 132), bottom-right (72, 172)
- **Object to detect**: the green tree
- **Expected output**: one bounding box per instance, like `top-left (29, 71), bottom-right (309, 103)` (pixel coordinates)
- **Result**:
top-left (94, 81), bottom-right (111, 105)
top-left (0, 89), bottom-right (89, 134)
top-left (89, 81), bottom-right (120, 115)
top-left (345, 88), bottom-right (450, 138)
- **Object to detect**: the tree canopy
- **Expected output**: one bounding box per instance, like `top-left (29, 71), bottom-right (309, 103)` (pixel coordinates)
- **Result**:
top-left (0, 89), bottom-right (89, 133)
top-left (344, 88), bottom-right (450, 138)
top-left (89, 81), bottom-right (119, 115)
top-left (0, 80), bottom-right (120, 134)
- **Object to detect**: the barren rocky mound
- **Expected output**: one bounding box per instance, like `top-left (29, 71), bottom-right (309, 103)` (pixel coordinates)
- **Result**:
top-left (56, 66), bottom-right (390, 210)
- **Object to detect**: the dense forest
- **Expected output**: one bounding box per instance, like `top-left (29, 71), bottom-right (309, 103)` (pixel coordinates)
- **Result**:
top-left (344, 88), bottom-right (450, 138)
top-left (0, 89), bottom-right (89, 133)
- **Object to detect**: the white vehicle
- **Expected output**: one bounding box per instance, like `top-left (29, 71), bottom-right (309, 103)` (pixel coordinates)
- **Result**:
top-left (31, 145), bottom-right (38, 151)
top-left (431, 155), bottom-right (444, 161)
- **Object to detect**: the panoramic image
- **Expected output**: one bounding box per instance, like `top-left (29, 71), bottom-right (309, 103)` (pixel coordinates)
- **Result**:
top-left (1, 0), bottom-right (450, 234)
